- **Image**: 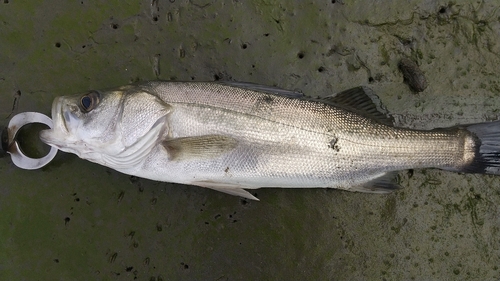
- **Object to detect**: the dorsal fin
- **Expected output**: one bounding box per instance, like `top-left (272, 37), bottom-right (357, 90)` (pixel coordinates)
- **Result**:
top-left (218, 81), bottom-right (304, 98)
top-left (321, 87), bottom-right (394, 126)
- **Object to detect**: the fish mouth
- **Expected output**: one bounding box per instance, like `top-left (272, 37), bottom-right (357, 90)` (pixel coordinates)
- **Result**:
top-left (39, 96), bottom-right (70, 147)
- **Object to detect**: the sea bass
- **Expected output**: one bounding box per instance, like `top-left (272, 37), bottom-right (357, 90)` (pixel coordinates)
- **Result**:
top-left (40, 81), bottom-right (500, 200)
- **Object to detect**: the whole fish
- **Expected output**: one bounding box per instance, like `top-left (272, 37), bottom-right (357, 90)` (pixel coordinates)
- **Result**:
top-left (40, 81), bottom-right (500, 200)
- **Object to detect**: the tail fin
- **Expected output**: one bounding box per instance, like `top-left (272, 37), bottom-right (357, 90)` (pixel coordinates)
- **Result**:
top-left (463, 121), bottom-right (500, 175)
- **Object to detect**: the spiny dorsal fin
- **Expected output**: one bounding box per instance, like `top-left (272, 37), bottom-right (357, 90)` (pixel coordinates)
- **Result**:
top-left (349, 172), bottom-right (401, 193)
top-left (321, 86), bottom-right (394, 126)
top-left (162, 135), bottom-right (237, 161)
top-left (192, 180), bottom-right (260, 201)
top-left (218, 81), bottom-right (304, 98)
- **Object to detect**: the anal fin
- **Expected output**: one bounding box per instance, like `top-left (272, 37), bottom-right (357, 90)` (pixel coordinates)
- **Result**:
top-left (349, 172), bottom-right (401, 194)
top-left (192, 180), bottom-right (260, 201)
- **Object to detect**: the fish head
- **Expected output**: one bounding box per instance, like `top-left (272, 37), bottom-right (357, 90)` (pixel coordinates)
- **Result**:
top-left (40, 86), bottom-right (171, 166)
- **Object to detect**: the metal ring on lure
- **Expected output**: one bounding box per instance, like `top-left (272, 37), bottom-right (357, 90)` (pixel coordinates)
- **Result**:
top-left (6, 112), bottom-right (58, 170)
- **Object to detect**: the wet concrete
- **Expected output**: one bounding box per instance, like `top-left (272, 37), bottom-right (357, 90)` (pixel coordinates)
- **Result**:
top-left (1, 0), bottom-right (500, 280)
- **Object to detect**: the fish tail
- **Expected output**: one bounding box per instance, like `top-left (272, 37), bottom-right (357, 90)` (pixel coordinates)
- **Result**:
top-left (459, 121), bottom-right (500, 175)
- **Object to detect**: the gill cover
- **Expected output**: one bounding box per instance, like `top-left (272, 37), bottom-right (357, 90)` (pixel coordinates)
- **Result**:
top-left (41, 88), bottom-right (172, 169)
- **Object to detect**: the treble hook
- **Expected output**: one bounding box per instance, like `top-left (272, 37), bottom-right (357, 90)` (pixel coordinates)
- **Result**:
top-left (1, 112), bottom-right (58, 170)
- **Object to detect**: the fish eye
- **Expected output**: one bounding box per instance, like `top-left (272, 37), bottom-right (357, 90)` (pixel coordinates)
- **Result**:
top-left (79, 91), bottom-right (100, 113)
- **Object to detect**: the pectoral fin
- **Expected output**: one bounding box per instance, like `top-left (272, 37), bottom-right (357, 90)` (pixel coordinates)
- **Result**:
top-left (162, 135), bottom-right (238, 161)
top-left (193, 180), bottom-right (259, 201)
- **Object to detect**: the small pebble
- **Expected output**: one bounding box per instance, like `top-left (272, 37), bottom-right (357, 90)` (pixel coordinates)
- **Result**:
top-left (398, 57), bottom-right (428, 92)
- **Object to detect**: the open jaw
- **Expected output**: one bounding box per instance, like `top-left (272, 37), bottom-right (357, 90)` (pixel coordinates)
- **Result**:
top-left (39, 97), bottom-right (74, 149)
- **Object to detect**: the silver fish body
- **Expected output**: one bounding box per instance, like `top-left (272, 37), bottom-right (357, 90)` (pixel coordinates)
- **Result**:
top-left (40, 81), bottom-right (500, 200)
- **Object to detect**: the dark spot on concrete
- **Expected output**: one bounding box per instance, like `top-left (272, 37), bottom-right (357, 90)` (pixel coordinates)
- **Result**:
top-left (126, 266), bottom-right (133, 272)
top-left (3, 0), bottom-right (9, 3)
top-left (55, 42), bottom-right (61, 48)
top-left (118, 191), bottom-right (125, 202)
top-left (129, 76), bottom-right (141, 83)
top-left (109, 252), bottom-right (117, 263)
top-left (53, 259), bottom-right (59, 263)
top-left (297, 51), bottom-right (305, 59)
top-left (74, 198), bottom-right (80, 202)
top-left (408, 169), bottom-right (414, 178)
top-left (214, 214), bottom-right (221, 219)
top-left (439, 6), bottom-right (447, 14)
top-left (0, 127), bottom-right (8, 155)
top-left (111, 23), bottom-right (119, 29)
top-left (151, 0), bottom-right (160, 18)
top-left (241, 43), bottom-right (248, 49)
top-left (153, 16), bottom-right (158, 21)
top-left (213, 71), bottom-right (232, 81)
top-left (204, 221), bottom-right (209, 225)
top-left (128, 231), bottom-right (135, 239)
top-left (64, 217), bottom-right (70, 225)
top-left (181, 262), bottom-right (189, 269)
top-left (240, 199), bottom-right (248, 205)
top-left (368, 76), bottom-right (374, 83)
top-left (232, 220), bottom-right (238, 223)
top-left (318, 66), bottom-right (326, 72)
top-left (264, 33), bottom-right (270, 36)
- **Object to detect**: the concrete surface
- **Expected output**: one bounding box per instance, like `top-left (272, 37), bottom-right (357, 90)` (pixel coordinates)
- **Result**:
top-left (1, 0), bottom-right (500, 280)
